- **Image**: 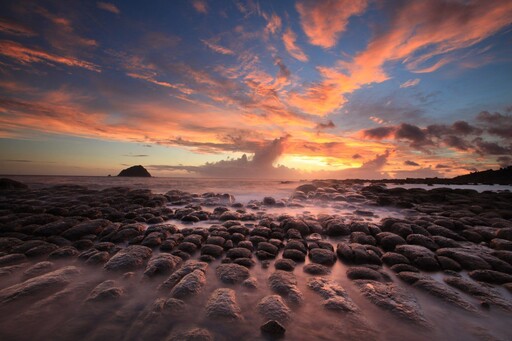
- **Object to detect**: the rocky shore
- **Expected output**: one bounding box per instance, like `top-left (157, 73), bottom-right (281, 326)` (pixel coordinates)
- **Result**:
top-left (0, 179), bottom-right (511, 340)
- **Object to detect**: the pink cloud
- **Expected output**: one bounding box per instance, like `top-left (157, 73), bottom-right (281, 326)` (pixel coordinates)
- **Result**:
top-left (192, 0), bottom-right (208, 14)
top-left (0, 40), bottom-right (100, 72)
top-left (97, 2), bottom-right (120, 14)
top-left (296, 0), bottom-right (368, 48)
top-left (282, 27), bottom-right (308, 62)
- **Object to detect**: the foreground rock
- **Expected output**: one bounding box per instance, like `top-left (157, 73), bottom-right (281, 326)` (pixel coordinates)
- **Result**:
top-left (353, 280), bottom-right (429, 326)
top-left (204, 288), bottom-right (242, 320)
top-left (170, 269), bottom-right (206, 299)
top-left (216, 263), bottom-right (250, 284)
top-left (307, 277), bottom-right (360, 314)
top-left (104, 245), bottom-right (152, 272)
top-left (143, 254), bottom-right (182, 278)
top-left (257, 295), bottom-right (292, 323)
top-left (0, 266), bottom-right (79, 306)
top-left (268, 271), bottom-right (303, 304)
top-left (260, 320), bottom-right (286, 337)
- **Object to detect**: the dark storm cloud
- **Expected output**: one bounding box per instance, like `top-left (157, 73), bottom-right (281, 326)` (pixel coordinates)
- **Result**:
top-left (477, 111), bottom-right (512, 139)
top-left (362, 126), bottom-right (395, 139)
top-left (473, 138), bottom-right (511, 155)
top-left (404, 160), bottom-right (419, 166)
top-left (497, 156), bottom-right (511, 167)
top-left (315, 120), bottom-right (335, 130)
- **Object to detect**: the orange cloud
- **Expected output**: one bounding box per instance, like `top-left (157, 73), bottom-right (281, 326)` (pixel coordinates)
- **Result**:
top-left (0, 18), bottom-right (37, 36)
top-left (192, 0), bottom-right (208, 14)
top-left (201, 39), bottom-right (235, 55)
top-left (282, 28), bottom-right (308, 62)
top-left (0, 40), bottom-right (100, 72)
top-left (296, 0), bottom-right (368, 48)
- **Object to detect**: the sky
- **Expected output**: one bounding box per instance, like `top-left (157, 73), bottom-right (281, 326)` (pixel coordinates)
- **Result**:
top-left (0, 0), bottom-right (511, 179)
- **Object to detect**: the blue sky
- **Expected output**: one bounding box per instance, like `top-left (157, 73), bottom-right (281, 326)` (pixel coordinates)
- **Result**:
top-left (0, 0), bottom-right (511, 178)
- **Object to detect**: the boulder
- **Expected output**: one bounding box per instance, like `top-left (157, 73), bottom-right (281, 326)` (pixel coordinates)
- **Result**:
top-left (143, 253), bottom-right (182, 278)
top-left (170, 269), bottom-right (206, 299)
top-left (216, 263), bottom-right (250, 284)
top-left (104, 245), bottom-right (152, 272)
top-left (204, 288), bottom-right (242, 320)
top-left (257, 295), bottom-right (292, 322)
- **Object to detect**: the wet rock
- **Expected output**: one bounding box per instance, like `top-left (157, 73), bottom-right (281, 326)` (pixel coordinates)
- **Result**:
top-left (406, 234), bottom-right (439, 251)
top-left (85, 280), bottom-right (123, 302)
top-left (216, 263), bottom-right (250, 284)
top-left (204, 288), bottom-right (242, 320)
top-left (168, 328), bottom-right (213, 341)
top-left (390, 264), bottom-right (420, 273)
top-left (177, 241), bottom-right (197, 254)
top-left (395, 245), bottom-right (440, 271)
top-left (284, 240), bottom-right (307, 253)
top-left (85, 251), bottom-right (110, 265)
top-left (275, 258), bottom-right (296, 271)
top-left (260, 320), bottom-right (286, 337)
top-left (381, 252), bottom-right (410, 266)
top-left (25, 243), bottom-right (59, 257)
top-left (303, 263), bottom-right (331, 275)
top-left (490, 238), bottom-right (512, 251)
top-left (436, 248), bottom-right (491, 270)
top-left (206, 236), bottom-right (225, 246)
top-left (0, 178), bottom-right (28, 189)
top-left (346, 266), bottom-right (384, 281)
top-left (0, 266), bottom-right (79, 305)
top-left (200, 244), bottom-right (224, 258)
top-left (444, 276), bottom-right (512, 311)
top-left (170, 269), bottom-right (206, 299)
top-left (22, 261), bottom-right (55, 279)
top-left (104, 245), bottom-right (152, 272)
top-left (268, 270), bottom-right (303, 304)
top-left (258, 242), bottom-right (278, 255)
top-left (143, 253), bottom-right (182, 278)
top-left (160, 261), bottom-right (208, 290)
top-left (281, 218), bottom-right (310, 236)
top-left (0, 253), bottom-right (27, 266)
top-left (226, 247), bottom-right (252, 259)
top-left (307, 277), bottom-right (360, 314)
top-left (468, 269), bottom-right (512, 284)
top-left (309, 248), bottom-right (336, 265)
top-left (324, 219), bottom-right (350, 236)
top-left (397, 272), bottom-right (477, 312)
top-left (354, 280), bottom-right (429, 326)
top-left (61, 219), bottom-right (112, 240)
top-left (437, 256), bottom-right (462, 271)
top-left (48, 246), bottom-right (80, 259)
top-left (242, 277), bottom-right (258, 289)
top-left (257, 295), bottom-right (291, 322)
top-left (34, 218), bottom-right (81, 236)
top-left (350, 232), bottom-right (376, 245)
top-left (282, 249), bottom-right (306, 262)
top-left (336, 243), bottom-right (382, 265)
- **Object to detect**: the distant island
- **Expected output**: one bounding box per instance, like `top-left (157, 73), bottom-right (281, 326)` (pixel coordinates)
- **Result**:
top-left (117, 165), bottom-right (152, 177)
top-left (313, 166), bottom-right (512, 186)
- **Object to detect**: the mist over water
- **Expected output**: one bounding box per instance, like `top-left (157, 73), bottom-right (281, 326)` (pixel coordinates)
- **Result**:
top-left (0, 176), bottom-right (511, 340)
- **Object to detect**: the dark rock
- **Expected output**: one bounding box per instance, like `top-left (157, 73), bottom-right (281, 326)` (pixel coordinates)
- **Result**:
top-left (0, 178), bottom-right (28, 189)
top-left (381, 252), bottom-right (410, 266)
top-left (170, 269), bottom-right (206, 299)
top-left (268, 270), bottom-right (303, 304)
top-left (261, 320), bottom-right (286, 337)
top-left (307, 277), bottom-right (360, 314)
top-left (0, 266), bottom-right (79, 305)
top-left (61, 219), bottom-right (112, 240)
top-left (143, 253), bottom-right (182, 278)
top-left (177, 241), bottom-right (197, 254)
top-left (201, 244), bottom-right (224, 258)
top-left (303, 263), bottom-right (331, 275)
top-left (48, 246), bottom-right (80, 259)
top-left (406, 234), bottom-right (439, 251)
top-left (22, 261), bottom-right (55, 279)
top-left (346, 266), bottom-right (384, 281)
top-left (160, 261), bottom-right (208, 290)
top-left (216, 263), bottom-right (250, 284)
top-left (444, 276), bottom-right (512, 311)
top-left (226, 247), bottom-right (252, 259)
top-left (233, 257), bottom-right (255, 268)
top-left (436, 248), bottom-right (491, 270)
top-left (204, 288), bottom-right (242, 320)
top-left (309, 248), bottom-right (336, 265)
top-left (437, 256), bottom-right (462, 271)
top-left (274, 258), bottom-right (296, 271)
top-left (282, 249), bottom-right (306, 262)
top-left (104, 245), bottom-right (152, 272)
top-left (354, 280), bottom-right (429, 326)
top-left (390, 264), bottom-right (420, 273)
top-left (0, 253), bottom-right (27, 266)
top-left (468, 269), bottom-right (512, 284)
top-left (395, 245), bottom-right (440, 271)
top-left (117, 165), bottom-right (151, 177)
top-left (257, 295), bottom-right (291, 322)
top-left (85, 280), bottom-right (123, 302)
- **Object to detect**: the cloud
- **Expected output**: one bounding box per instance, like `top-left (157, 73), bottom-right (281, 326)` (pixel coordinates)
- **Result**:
top-left (315, 120), bottom-right (335, 130)
top-left (363, 126), bottom-right (395, 139)
top-left (201, 39), bottom-right (235, 55)
top-left (395, 123), bottom-right (431, 148)
top-left (263, 12), bottom-right (282, 35)
top-left (473, 138), bottom-right (511, 156)
top-left (0, 40), bottom-right (100, 72)
top-left (477, 111), bottom-right (512, 138)
top-left (296, 0), bottom-right (368, 48)
top-left (3, 159), bottom-right (32, 163)
top-left (400, 79), bottom-right (420, 88)
top-left (192, 0), bottom-right (208, 14)
top-left (122, 154), bottom-right (148, 157)
top-left (97, 2), bottom-right (120, 14)
top-left (0, 19), bottom-right (37, 36)
top-left (352, 153), bottom-right (362, 159)
top-left (282, 27), bottom-right (308, 62)
top-left (404, 160), bottom-right (419, 166)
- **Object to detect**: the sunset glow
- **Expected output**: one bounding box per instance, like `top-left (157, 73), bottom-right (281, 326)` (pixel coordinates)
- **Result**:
top-left (0, 0), bottom-right (511, 178)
